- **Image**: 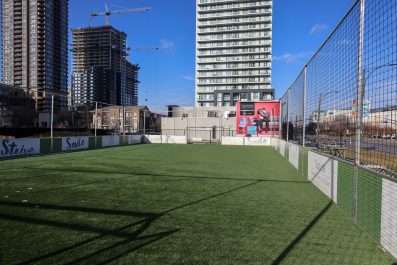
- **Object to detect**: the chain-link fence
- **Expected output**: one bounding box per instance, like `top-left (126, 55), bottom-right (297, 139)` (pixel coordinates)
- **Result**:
top-left (0, 85), bottom-right (162, 139)
top-left (279, 0), bottom-right (397, 177)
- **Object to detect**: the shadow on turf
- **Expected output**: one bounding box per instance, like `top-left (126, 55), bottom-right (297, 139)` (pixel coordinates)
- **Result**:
top-left (271, 201), bottom-right (333, 265)
top-left (19, 167), bottom-right (311, 183)
top-left (0, 203), bottom-right (178, 264)
top-left (1, 167), bottom-right (309, 198)
top-left (0, 181), bottom-right (261, 264)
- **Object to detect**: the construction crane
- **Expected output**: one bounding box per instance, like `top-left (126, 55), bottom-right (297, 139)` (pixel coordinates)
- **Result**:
top-left (89, 3), bottom-right (150, 27)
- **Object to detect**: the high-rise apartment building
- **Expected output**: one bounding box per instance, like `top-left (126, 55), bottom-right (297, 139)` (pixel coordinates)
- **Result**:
top-left (125, 62), bottom-right (139, 106)
top-left (71, 26), bottom-right (139, 108)
top-left (1, 0), bottom-right (69, 111)
top-left (196, 0), bottom-right (273, 107)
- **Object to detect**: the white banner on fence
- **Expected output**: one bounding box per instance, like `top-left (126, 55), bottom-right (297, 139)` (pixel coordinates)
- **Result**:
top-left (308, 151), bottom-right (338, 202)
top-left (288, 143), bottom-right (299, 169)
top-left (144, 135), bottom-right (162, 143)
top-left (381, 178), bottom-right (397, 258)
top-left (279, 140), bottom-right (285, 157)
top-left (102, 135), bottom-right (120, 147)
top-left (0, 138), bottom-right (40, 158)
top-left (128, 135), bottom-right (142, 145)
top-left (244, 137), bottom-right (271, 146)
top-left (221, 137), bottom-right (244, 145)
top-left (144, 135), bottom-right (186, 144)
top-left (62, 136), bottom-right (89, 151)
top-left (166, 136), bottom-right (187, 144)
top-left (221, 136), bottom-right (271, 146)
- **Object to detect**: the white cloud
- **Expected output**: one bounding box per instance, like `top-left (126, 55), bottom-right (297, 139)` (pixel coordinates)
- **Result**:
top-left (273, 52), bottom-right (312, 63)
top-left (160, 39), bottom-right (175, 49)
top-left (310, 24), bottom-right (328, 34)
top-left (183, 75), bottom-right (195, 81)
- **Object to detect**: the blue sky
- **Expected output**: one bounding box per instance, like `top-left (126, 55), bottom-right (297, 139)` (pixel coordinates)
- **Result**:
top-left (69, 0), bottom-right (356, 111)
top-left (2, 0), bottom-right (356, 112)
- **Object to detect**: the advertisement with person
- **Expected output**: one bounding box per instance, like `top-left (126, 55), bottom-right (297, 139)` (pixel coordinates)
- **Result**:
top-left (236, 101), bottom-right (280, 136)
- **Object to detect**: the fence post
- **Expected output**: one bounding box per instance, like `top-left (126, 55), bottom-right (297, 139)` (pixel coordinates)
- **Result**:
top-left (123, 107), bottom-right (126, 137)
top-left (286, 89), bottom-right (290, 142)
top-left (303, 66), bottom-right (307, 147)
top-left (143, 110), bottom-right (146, 135)
top-left (353, 0), bottom-right (366, 223)
top-left (356, 0), bottom-right (365, 167)
top-left (50, 94), bottom-right (54, 153)
top-left (279, 100), bottom-right (282, 139)
top-left (95, 101), bottom-right (97, 148)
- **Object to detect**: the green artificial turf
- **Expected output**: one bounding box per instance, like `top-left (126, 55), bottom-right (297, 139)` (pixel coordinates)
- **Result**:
top-left (0, 144), bottom-right (393, 265)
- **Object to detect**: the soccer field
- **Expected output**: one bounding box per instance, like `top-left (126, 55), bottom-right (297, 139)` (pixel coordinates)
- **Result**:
top-left (0, 144), bottom-right (393, 264)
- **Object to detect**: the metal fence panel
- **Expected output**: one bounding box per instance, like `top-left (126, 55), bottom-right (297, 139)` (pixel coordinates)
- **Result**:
top-left (279, 0), bottom-right (397, 178)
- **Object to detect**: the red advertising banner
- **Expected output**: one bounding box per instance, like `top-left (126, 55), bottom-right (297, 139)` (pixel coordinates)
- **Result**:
top-left (236, 101), bottom-right (280, 136)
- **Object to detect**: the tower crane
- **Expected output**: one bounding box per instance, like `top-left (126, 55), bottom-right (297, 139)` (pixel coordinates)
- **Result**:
top-left (89, 3), bottom-right (150, 27)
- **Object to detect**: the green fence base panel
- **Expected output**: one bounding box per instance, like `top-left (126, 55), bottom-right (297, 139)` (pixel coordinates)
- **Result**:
top-left (298, 148), bottom-right (308, 178)
top-left (357, 168), bottom-right (382, 241)
top-left (121, 136), bottom-right (129, 146)
top-left (40, 138), bottom-right (62, 154)
top-left (96, 137), bottom-right (102, 148)
top-left (337, 161), bottom-right (354, 218)
top-left (89, 137), bottom-right (96, 150)
top-left (88, 137), bottom-right (102, 149)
